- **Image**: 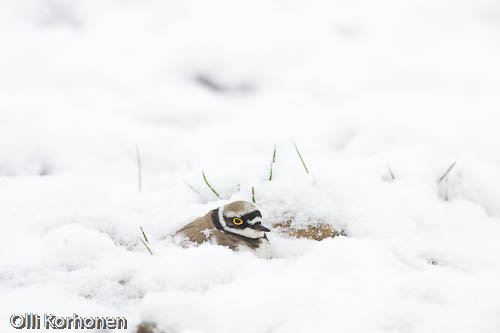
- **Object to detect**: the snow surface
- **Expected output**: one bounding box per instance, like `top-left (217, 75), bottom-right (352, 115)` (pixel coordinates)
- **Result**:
top-left (2, 0), bottom-right (500, 332)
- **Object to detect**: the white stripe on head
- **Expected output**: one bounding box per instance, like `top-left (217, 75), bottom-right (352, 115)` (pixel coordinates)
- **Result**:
top-left (247, 216), bottom-right (262, 225)
top-left (218, 207), bottom-right (227, 228)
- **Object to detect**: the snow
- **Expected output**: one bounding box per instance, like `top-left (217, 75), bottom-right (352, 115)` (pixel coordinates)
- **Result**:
top-left (2, 0), bottom-right (500, 331)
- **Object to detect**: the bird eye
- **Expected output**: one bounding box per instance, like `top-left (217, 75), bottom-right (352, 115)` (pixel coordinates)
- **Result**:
top-left (233, 217), bottom-right (243, 225)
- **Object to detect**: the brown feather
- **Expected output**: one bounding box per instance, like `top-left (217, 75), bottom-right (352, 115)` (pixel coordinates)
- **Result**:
top-left (175, 210), bottom-right (214, 244)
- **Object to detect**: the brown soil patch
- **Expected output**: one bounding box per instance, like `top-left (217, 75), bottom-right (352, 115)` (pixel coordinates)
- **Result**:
top-left (272, 219), bottom-right (343, 241)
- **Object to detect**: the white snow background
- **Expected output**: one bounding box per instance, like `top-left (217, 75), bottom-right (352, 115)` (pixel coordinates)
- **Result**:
top-left (2, 0), bottom-right (500, 332)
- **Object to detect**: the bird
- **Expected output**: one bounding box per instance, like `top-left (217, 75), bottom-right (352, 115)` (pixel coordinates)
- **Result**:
top-left (174, 201), bottom-right (271, 259)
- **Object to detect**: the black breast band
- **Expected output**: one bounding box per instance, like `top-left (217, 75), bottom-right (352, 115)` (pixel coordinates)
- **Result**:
top-left (211, 208), bottom-right (224, 231)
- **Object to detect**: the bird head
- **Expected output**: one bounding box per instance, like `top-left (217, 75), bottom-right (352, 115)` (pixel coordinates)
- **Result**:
top-left (214, 201), bottom-right (270, 239)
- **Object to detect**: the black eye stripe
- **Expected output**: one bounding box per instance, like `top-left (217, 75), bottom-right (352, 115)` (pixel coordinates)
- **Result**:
top-left (240, 210), bottom-right (262, 221)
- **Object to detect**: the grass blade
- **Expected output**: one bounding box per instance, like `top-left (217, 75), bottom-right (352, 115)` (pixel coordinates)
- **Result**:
top-left (202, 170), bottom-right (222, 199)
top-left (269, 145), bottom-right (276, 181)
top-left (293, 141), bottom-right (309, 174)
top-left (182, 179), bottom-right (201, 195)
top-left (252, 186), bottom-right (256, 204)
top-left (438, 162), bottom-right (456, 183)
top-left (139, 226), bottom-right (152, 255)
top-left (139, 237), bottom-right (153, 255)
top-left (387, 166), bottom-right (395, 180)
top-left (140, 226), bottom-right (149, 243)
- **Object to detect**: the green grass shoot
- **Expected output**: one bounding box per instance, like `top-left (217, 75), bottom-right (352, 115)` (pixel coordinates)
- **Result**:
top-left (252, 186), bottom-right (256, 203)
top-left (202, 170), bottom-right (222, 199)
top-left (140, 226), bottom-right (149, 243)
top-left (139, 238), bottom-right (153, 255)
top-left (268, 145), bottom-right (276, 181)
top-left (293, 141), bottom-right (309, 174)
top-left (139, 226), bottom-right (152, 255)
top-left (438, 162), bottom-right (457, 183)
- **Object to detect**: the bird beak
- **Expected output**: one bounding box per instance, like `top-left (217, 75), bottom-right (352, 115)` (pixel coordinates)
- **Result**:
top-left (252, 224), bottom-right (270, 232)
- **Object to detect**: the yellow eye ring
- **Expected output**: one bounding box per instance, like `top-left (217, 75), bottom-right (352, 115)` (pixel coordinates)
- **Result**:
top-left (233, 217), bottom-right (243, 225)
